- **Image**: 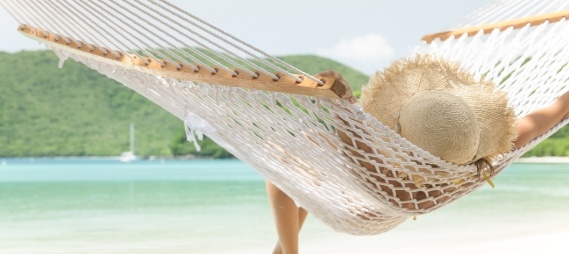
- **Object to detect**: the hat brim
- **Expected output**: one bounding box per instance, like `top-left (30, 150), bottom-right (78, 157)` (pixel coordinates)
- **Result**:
top-left (360, 55), bottom-right (517, 164)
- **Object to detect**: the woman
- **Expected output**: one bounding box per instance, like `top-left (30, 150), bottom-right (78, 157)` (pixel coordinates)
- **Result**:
top-left (267, 56), bottom-right (569, 254)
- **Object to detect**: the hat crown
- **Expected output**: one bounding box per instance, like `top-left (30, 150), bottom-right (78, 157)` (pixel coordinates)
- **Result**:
top-left (398, 90), bottom-right (480, 164)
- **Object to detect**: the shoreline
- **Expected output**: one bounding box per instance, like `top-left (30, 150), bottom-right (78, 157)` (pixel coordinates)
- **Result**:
top-left (0, 155), bottom-right (223, 161)
top-left (514, 156), bottom-right (569, 163)
top-left (1, 156), bottom-right (568, 162)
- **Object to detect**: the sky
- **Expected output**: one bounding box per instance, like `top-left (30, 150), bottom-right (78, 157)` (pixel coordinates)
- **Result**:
top-left (0, 0), bottom-right (494, 74)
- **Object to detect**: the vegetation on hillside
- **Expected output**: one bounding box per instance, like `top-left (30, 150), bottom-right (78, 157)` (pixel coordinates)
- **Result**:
top-left (0, 50), bottom-right (366, 157)
top-left (0, 50), bottom-right (567, 158)
top-left (0, 50), bottom-right (180, 157)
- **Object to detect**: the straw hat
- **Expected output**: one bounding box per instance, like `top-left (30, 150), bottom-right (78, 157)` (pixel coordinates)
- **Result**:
top-left (360, 55), bottom-right (517, 165)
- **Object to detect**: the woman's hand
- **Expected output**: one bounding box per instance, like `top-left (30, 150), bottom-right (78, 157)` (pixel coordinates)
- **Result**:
top-left (514, 91), bottom-right (569, 148)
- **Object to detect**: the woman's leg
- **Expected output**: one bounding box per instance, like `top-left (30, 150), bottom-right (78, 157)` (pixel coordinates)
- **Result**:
top-left (514, 91), bottom-right (569, 148)
top-left (266, 181), bottom-right (308, 254)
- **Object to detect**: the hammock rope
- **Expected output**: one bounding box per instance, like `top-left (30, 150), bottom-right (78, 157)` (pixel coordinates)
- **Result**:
top-left (456, 0), bottom-right (569, 28)
top-left (127, 0), bottom-right (241, 75)
top-left (1, 0), bottom-right (568, 235)
top-left (150, 0), bottom-right (320, 83)
top-left (42, 0), bottom-right (94, 51)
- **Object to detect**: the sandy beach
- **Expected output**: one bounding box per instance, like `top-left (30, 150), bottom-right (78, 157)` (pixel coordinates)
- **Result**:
top-left (515, 156), bottom-right (569, 163)
top-left (297, 233), bottom-right (566, 254)
top-left (224, 217), bottom-right (569, 254)
top-left (229, 209), bottom-right (569, 254)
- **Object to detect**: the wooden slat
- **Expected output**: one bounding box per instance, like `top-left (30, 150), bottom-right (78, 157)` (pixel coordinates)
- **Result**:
top-left (18, 24), bottom-right (349, 99)
top-left (422, 10), bottom-right (569, 43)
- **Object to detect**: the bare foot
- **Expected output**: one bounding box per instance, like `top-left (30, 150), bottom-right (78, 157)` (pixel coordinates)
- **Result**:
top-left (272, 242), bottom-right (282, 254)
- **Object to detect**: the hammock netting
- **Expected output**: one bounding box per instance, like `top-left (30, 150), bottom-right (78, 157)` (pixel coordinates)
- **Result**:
top-left (2, 0), bottom-right (568, 235)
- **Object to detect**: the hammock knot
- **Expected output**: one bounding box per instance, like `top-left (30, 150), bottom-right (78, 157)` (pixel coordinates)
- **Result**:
top-left (51, 47), bottom-right (69, 69)
top-left (184, 111), bottom-right (216, 152)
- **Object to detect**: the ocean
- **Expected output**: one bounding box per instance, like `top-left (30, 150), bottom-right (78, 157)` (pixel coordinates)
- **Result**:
top-left (0, 159), bottom-right (568, 254)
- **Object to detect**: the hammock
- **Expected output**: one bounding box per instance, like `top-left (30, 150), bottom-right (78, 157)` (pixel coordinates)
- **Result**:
top-left (2, 0), bottom-right (568, 235)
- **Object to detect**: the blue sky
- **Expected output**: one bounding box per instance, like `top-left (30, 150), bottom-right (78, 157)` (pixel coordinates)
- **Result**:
top-left (0, 0), bottom-right (494, 74)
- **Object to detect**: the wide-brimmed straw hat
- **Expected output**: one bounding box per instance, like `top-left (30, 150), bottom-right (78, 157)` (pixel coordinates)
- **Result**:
top-left (360, 55), bottom-right (517, 165)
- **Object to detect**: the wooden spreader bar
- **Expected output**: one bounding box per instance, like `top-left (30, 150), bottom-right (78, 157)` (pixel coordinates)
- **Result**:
top-left (422, 10), bottom-right (569, 43)
top-left (18, 25), bottom-right (349, 99)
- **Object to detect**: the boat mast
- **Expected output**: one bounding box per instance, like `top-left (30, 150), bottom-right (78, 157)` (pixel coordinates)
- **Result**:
top-left (130, 123), bottom-right (135, 153)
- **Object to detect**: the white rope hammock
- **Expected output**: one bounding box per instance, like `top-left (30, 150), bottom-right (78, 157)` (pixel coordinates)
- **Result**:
top-left (2, 0), bottom-right (568, 235)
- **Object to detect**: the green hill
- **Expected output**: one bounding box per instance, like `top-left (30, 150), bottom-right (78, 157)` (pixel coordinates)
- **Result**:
top-left (0, 50), bottom-right (567, 158)
top-left (0, 50), bottom-right (367, 157)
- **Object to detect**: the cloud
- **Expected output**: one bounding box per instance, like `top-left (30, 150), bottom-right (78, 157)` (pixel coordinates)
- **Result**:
top-left (317, 33), bottom-right (395, 74)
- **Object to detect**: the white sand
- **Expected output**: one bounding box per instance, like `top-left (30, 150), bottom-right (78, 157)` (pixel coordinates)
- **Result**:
top-left (224, 217), bottom-right (569, 254)
top-left (515, 156), bottom-right (569, 163)
top-left (297, 228), bottom-right (569, 254)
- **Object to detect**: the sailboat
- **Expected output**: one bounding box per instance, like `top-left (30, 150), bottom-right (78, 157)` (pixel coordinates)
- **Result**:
top-left (119, 123), bottom-right (138, 162)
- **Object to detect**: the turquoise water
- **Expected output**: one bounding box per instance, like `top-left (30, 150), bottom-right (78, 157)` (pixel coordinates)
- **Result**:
top-left (0, 159), bottom-right (568, 253)
top-left (0, 159), bottom-right (273, 253)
